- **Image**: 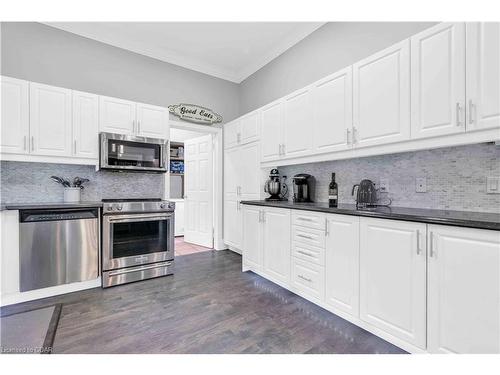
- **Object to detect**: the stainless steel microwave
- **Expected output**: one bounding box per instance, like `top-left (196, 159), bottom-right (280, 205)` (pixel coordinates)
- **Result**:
top-left (100, 132), bottom-right (168, 173)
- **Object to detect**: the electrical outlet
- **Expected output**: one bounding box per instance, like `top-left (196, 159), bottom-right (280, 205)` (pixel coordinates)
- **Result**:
top-left (486, 176), bottom-right (500, 194)
top-left (379, 178), bottom-right (389, 192)
top-left (416, 177), bottom-right (427, 193)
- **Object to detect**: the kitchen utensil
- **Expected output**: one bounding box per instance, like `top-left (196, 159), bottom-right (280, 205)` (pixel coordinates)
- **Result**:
top-left (292, 174), bottom-right (315, 202)
top-left (264, 168), bottom-right (288, 201)
top-left (352, 179), bottom-right (377, 208)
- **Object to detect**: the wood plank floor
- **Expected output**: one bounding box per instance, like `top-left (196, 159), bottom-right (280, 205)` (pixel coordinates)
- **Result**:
top-left (1, 250), bottom-right (406, 354)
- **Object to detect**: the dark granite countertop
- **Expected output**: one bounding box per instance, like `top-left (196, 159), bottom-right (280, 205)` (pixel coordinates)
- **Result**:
top-left (1, 202), bottom-right (103, 211)
top-left (240, 200), bottom-right (500, 231)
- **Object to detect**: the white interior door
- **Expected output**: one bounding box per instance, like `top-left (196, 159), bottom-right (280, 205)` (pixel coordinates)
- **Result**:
top-left (184, 134), bottom-right (214, 248)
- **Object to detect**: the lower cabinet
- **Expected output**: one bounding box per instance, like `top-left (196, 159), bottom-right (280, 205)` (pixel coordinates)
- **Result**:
top-left (241, 205), bottom-right (262, 271)
top-left (325, 214), bottom-right (360, 317)
top-left (427, 225), bottom-right (500, 354)
top-left (359, 217), bottom-right (427, 349)
top-left (291, 257), bottom-right (324, 303)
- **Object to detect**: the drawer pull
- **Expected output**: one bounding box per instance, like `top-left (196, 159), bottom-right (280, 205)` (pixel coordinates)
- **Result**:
top-left (297, 217), bottom-right (313, 222)
top-left (298, 274), bottom-right (312, 283)
top-left (297, 250), bottom-right (314, 258)
top-left (297, 234), bottom-right (314, 240)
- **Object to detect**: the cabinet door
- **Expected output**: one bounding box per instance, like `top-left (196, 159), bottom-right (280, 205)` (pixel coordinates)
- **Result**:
top-left (262, 208), bottom-right (291, 286)
top-left (428, 225), bottom-right (500, 353)
top-left (224, 199), bottom-right (242, 249)
top-left (466, 22), bottom-right (500, 132)
top-left (174, 201), bottom-right (185, 236)
top-left (30, 82), bottom-right (72, 157)
top-left (239, 142), bottom-right (261, 197)
top-left (240, 111), bottom-right (260, 144)
top-left (359, 218), bottom-right (426, 349)
top-left (353, 40), bottom-right (410, 148)
top-left (223, 120), bottom-right (240, 149)
top-left (242, 205), bottom-right (263, 270)
top-left (72, 90), bottom-right (98, 159)
top-left (283, 88), bottom-right (312, 158)
top-left (325, 214), bottom-right (360, 317)
top-left (260, 101), bottom-right (283, 162)
top-left (99, 95), bottom-right (136, 135)
top-left (223, 147), bottom-right (241, 248)
top-left (136, 103), bottom-right (168, 138)
top-left (411, 22), bottom-right (466, 139)
top-left (312, 67), bottom-right (353, 154)
top-left (224, 146), bottom-right (240, 197)
top-left (1, 76), bottom-right (29, 154)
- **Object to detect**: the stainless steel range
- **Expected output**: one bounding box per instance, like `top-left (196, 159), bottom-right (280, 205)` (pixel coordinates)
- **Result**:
top-left (101, 198), bottom-right (175, 288)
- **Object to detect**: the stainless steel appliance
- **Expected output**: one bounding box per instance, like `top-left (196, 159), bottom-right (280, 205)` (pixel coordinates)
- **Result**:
top-left (292, 174), bottom-right (315, 202)
top-left (101, 198), bottom-right (175, 288)
top-left (19, 208), bottom-right (99, 292)
top-left (264, 168), bottom-right (288, 201)
top-left (352, 179), bottom-right (378, 208)
top-left (100, 132), bottom-right (168, 173)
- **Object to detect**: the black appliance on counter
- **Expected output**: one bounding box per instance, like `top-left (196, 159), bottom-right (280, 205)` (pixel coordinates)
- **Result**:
top-left (292, 174), bottom-right (315, 202)
top-left (264, 168), bottom-right (288, 201)
top-left (352, 179), bottom-right (378, 208)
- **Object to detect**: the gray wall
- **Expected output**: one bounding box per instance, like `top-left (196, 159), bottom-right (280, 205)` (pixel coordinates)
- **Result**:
top-left (0, 22), bottom-right (240, 123)
top-left (239, 22), bottom-right (437, 114)
top-left (0, 161), bottom-right (165, 203)
top-left (277, 143), bottom-right (500, 213)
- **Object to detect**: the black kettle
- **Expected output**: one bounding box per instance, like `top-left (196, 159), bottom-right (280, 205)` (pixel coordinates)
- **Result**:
top-left (352, 179), bottom-right (377, 208)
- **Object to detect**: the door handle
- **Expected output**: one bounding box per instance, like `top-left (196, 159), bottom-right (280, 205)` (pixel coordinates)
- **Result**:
top-left (429, 231), bottom-right (435, 257)
top-left (297, 234), bottom-right (313, 240)
top-left (456, 102), bottom-right (462, 127)
top-left (325, 218), bottom-right (329, 236)
top-left (24, 136), bottom-right (27, 151)
top-left (468, 100), bottom-right (475, 125)
top-left (31, 136), bottom-right (34, 151)
top-left (74, 139), bottom-right (77, 154)
top-left (298, 274), bottom-right (313, 283)
top-left (416, 229), bottom-right (422, 255)
top-left (346, 128), bottom-right (351, 145)
top-left (297, 250), bottom-right (314, 258)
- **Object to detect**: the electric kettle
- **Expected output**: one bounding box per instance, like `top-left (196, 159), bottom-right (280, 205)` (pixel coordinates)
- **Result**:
top-left (352, 179), bottom-right (377, 208)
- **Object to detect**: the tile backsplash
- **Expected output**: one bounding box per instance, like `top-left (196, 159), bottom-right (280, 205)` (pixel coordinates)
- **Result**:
top-left (0, 161), bottom-right (165, 203)
top-left (278, 143), bottom-right (500, 213)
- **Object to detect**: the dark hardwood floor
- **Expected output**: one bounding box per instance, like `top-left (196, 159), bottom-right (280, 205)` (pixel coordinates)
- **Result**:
top-left (1, 250), bottom-right (406, 354)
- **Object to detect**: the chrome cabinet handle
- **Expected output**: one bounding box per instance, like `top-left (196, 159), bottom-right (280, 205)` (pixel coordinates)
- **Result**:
top-left (262, 211), bottom-right (266, 223)
top-left (416, 229), bottom-right (421, 255)
top-left (325, 218), bottom-right (329, 236)
top-left (297, 217), bottom-right (313, 222)
top-left (298, 274), bottom-right (312, 283)
top-left (132, 120), bottom-right (135, 133)
top-left (137, 120), bottom-right (141, 134)
top-left (23, 136), bottom-right (27, 151)
top-left (456, 103), bottom-right (462, 127)
top-left (282, 144), bottom-right (285, 155)
top-left (468, 100), bottom-right (475, 125)
top-left (31, 136), bottom-right (34, 151)
top-left (429, 231), bottom-right (435, 257)
top-left (297, 250), bottom-right (314, 258)
top-left (297, 234), bottom-right (313, 240)
top-left (346, 128), bottom-right (351, 145)
top-left (352, 126), bottom-right (358, 144)
top-left (74, 139), bottom-right (77, 154)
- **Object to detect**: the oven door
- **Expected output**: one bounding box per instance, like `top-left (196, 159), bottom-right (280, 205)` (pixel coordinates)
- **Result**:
top-left (102, 212), bottom-right (174, 271)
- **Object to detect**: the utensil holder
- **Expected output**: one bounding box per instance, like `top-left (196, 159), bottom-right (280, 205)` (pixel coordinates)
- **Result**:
top-left (64, 187), bottom-right (81, 202)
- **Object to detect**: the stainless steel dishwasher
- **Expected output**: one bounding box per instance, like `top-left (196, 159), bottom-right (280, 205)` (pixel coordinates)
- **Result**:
top-left (19, 208), bottom-right (99, 292)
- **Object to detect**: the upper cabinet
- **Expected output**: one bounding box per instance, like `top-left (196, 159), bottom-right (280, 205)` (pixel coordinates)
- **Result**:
top-left (224, 111), bottom-right (260, 150)
top-left (466, 22), bottom-right (500, 132)
top-left (72, 90), bottom-right (99, 159)
top-left (312, 67), bottom-right (353, 154)
top-left (136, 102), bottom-right (169, 138)
top-left (260, 101), bottom-right (283, 162)
top-left (223, 120), bottom-right (240, 149)
top-left (411, 22), bottom-right (466, 139)
top-left (353, 39), bottom-right (410, 148)
top-left (30, 82), bottom-right (72, 157)
top-left (283, 87), bottom-right (313, 158)
top-left (99, 96), bottom-right (136, 135)
top-left (1, 76), bottom-right (29, 154)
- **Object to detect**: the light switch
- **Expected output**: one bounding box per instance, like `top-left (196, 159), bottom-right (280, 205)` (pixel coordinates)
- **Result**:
top-left (416, 177), bottom-right (427, 193)
top-left (486, 176), bottom-right (500, 194)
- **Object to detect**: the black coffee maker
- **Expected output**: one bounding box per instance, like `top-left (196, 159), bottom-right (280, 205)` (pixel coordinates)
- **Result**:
top-left (292, 174), bottom-right (315, 202)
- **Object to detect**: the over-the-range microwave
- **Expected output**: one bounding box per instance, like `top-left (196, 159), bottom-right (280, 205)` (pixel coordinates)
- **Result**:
top-left (100, 132), bottom-right (168, 173)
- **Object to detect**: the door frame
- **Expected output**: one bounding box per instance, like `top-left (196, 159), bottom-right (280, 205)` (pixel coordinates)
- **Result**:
top-left (167, 120), bottom-right (224, 250)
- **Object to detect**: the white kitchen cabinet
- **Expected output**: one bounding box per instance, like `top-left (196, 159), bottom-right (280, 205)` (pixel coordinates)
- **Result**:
top-left (325, 214), bottom-right (360, 317)
top-left (30, 82), bottom-right (72, 157)
top-left (224, 120), bottom-right (240, 149)
top-left (359, 217), bottom-right (426, 349)
top-left (291, 257), bottom-right (325, 303)
top-left (427, 225), bottom-right (500, 353)
top-left (353, 40), bottom-right (410, 148)
top-left (262, 207), bottom-right (291, 286)
top-left (283, 88), bottom-right (313, 158)
top-left (0, 76), bottom-right (29, 154)
top-left (239, 142), bottom-right (261, 197)
top-left (72, 90), bottom-right (99, 159)
top-left (174, 200), bottom-right (185, 236)
top-left (99, 95), bottom-right (136, 135)
top-left (311, 67), bottom-right (353, 154)
top-left (466, 22), bottom-right (500, 132)
top-left (260, 101), bottom-right (283, 162)
top-left (240, 111), bottom-right (260, 145)
top-left (242, 205), bottom-right (263, 271)
top-left (136, 102), bottom-right (168, 138)
top-left (411, 22), bottom-right (466, 139)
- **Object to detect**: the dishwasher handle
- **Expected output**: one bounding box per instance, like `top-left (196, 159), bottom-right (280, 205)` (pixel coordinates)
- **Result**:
top-left (20, 208), bottom-right (99, 223)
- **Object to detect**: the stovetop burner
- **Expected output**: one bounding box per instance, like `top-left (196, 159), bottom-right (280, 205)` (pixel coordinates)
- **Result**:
top-left (102, 198), bottom-right (162, 203)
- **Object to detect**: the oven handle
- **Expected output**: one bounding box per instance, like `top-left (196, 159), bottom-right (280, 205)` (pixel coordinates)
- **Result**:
top-left (107, 213), bottom-right (173, 223)
top-left (107, 261), bottom-right (173, 276)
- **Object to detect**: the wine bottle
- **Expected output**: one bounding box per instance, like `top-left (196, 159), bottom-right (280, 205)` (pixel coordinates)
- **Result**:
top-left (328, 173), bottom-right (338, 207)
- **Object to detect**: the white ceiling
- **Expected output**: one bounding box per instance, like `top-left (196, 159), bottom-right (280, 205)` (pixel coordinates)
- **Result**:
top-left (44, 22), bottom-right (324, 83)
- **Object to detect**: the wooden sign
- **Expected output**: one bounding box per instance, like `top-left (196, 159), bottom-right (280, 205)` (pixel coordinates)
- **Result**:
top-left (168, 103), bottom-right (223, 125)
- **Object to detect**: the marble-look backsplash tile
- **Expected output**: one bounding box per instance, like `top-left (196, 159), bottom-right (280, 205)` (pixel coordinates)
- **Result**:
top-left (277, 143), bottom-right (500, 213)
top-left (0, 161), bottom-right (165, 203)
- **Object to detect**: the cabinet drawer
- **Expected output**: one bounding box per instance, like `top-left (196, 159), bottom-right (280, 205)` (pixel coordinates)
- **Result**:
top-left (292, 225), bottom-right (326, 248)
top-left (291, 258), bottom-right (325, 302)
top-left (292, 241), bottom-right (325, 266)
top-left (292, 211), bottom-right (326, 230)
